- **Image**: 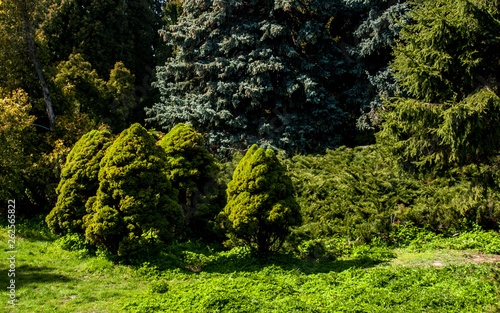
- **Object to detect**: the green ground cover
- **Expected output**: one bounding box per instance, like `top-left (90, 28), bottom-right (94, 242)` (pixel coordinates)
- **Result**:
top-left (1, 218), bottom-right (499, 313)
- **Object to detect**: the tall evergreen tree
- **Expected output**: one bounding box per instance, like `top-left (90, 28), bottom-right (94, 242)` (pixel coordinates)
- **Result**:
top-left (337, 0), bottom-right (410, 132)
top-left (379, 0), bottom-right (500, 173)
top-left (146, 0), bottom-right (348, 156)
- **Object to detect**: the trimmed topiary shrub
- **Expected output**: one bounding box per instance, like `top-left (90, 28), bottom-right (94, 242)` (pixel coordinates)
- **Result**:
top-left (46, 129), bottom-right (113, 234)
top-left (159, 123), bottom-right (221, 238)
top-left (83, 123), bottom-right (183, 256)
top-left (219, 144), bottom-right (301, 252)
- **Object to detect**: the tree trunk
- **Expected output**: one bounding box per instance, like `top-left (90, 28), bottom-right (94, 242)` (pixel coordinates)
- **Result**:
top-left (21, 4), bottom-right (55, 130)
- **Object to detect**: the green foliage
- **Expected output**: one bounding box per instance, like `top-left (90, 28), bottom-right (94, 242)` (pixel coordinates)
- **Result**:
top-left (379, 88), bottom-right (500, 174)
top-left (219, 144), bottom-right (302, 252)
top-left (124, 261), bottom-right (498, 313)
top-left (52, 53), bottom-right (136, 131)
top-left (1, 224), bottom-right (499, 312)
top-left (393, 224), bottom-right (500, 254)
top-left (40, 0), bottom-right (161, 83)
top-left (0, 89), bottom-right (35, 202)
top-left (83, 123), bottom-right (184, 256)
top-left (391, 0), bottom-right (500, 103)
top-left (45, 129), bottom-right (113, 234)
top-left (333, 0), bottom-right (410, 133)
top-left (379, 0), bottom-right (500, 188)
top-left (0, 0), bottom-right (41, 95)
top-left (286, 145), bottom-right (500, 242)
top-left (147, 0), bottom-right (347, 156)
top-left (159, 123), bottom-right (221, 238)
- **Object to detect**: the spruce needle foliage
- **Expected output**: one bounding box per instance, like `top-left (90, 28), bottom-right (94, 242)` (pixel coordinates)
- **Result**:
top-left (219, 144), bottom-right (301, 252)
top-left (381, 0), bottom-right (500, 174)
top-left (147, 0), bottom-right (346, 155)
top-left (159, 123), bottom-right (221, 237)
top-left (83, 123), bottom-right (183, 256)
top-left (46, 129), bottom-right (113, 234)
top-left (391, 0), bottom-right (500, 103)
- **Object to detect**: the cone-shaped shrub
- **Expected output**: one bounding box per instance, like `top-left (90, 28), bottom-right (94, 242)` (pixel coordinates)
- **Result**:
top-left (46, 129), bottom-right (113, 234)
top-left (83, 123), bottom-right (183, 256)
top-left (159, 123), bottom-right (220, 237)
top-left (219, 144), bottom-right (301, 252)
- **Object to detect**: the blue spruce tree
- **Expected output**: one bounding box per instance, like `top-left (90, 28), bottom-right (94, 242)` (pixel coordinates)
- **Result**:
top-left (328, 0), bottom-right (410, 135)
top-left (146, 0), bottom-right (348, 156)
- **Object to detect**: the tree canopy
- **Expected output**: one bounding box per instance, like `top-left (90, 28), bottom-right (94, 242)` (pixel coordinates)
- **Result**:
top-left (380, 0), bottom-right (500, 173)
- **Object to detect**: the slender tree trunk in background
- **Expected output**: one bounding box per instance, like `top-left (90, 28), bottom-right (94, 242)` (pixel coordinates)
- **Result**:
top-left (20, 0), bottom-right (55, 130)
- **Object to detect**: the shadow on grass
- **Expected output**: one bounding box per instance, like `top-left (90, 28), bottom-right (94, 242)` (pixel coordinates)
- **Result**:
top-left (0, 265), bottom-right (72, 289)
top-left (0, 215), bottom-right (57, 242)
top-left (132, 245), bottom-right (395, 276)
top-left (200, 252), bottom-right (392, 275)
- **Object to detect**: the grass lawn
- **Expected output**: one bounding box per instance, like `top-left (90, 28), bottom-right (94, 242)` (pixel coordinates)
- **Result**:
top-left (1, 218), bottom-right (499, 312)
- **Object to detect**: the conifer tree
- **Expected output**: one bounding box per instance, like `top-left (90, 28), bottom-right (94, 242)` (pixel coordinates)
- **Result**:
top-left (219, 144), bottom-right (301, 252)
top-left (159, 123), bottom-right (220, 236)
top-left (46, 129), bottom-right (113, 234)
top-left (379, 0), bottom-right (500, 173)
top-left (336, 0), bottom-right (410, 132)
top-left (83, 123), bottom-right (183, 256)
top-left (147, 0), bottom-right (347, 156)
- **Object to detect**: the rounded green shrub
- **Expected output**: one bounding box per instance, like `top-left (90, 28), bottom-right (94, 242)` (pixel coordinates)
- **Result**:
top-left (83, 123), bottom-right (183, 256)
top-left (219, 144), bottom-right (301, 252)
top-left (159, 123), bottom-right (220, 237)
top-left (46, 129), bottom-right (113, 234)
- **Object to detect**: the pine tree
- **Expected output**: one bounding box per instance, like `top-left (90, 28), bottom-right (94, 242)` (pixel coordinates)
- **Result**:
top-left (391, 0), bottom-right (500, 103)
top-left (219, 144), bottom-right (301, 252)
top-left (46, 129), bottom-right (113, 234)
top-left (83, 123), bottom-right (183, 256)
top-left (146, 0), bottom-right (347, 156)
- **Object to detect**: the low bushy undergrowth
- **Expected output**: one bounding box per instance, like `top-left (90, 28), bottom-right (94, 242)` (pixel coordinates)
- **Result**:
top-left (285, 145), bottom-right (500, 243)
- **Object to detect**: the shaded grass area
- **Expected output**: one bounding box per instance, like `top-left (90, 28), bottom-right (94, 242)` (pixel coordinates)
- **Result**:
top-left (1, 218), bottom-right (500, 313)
